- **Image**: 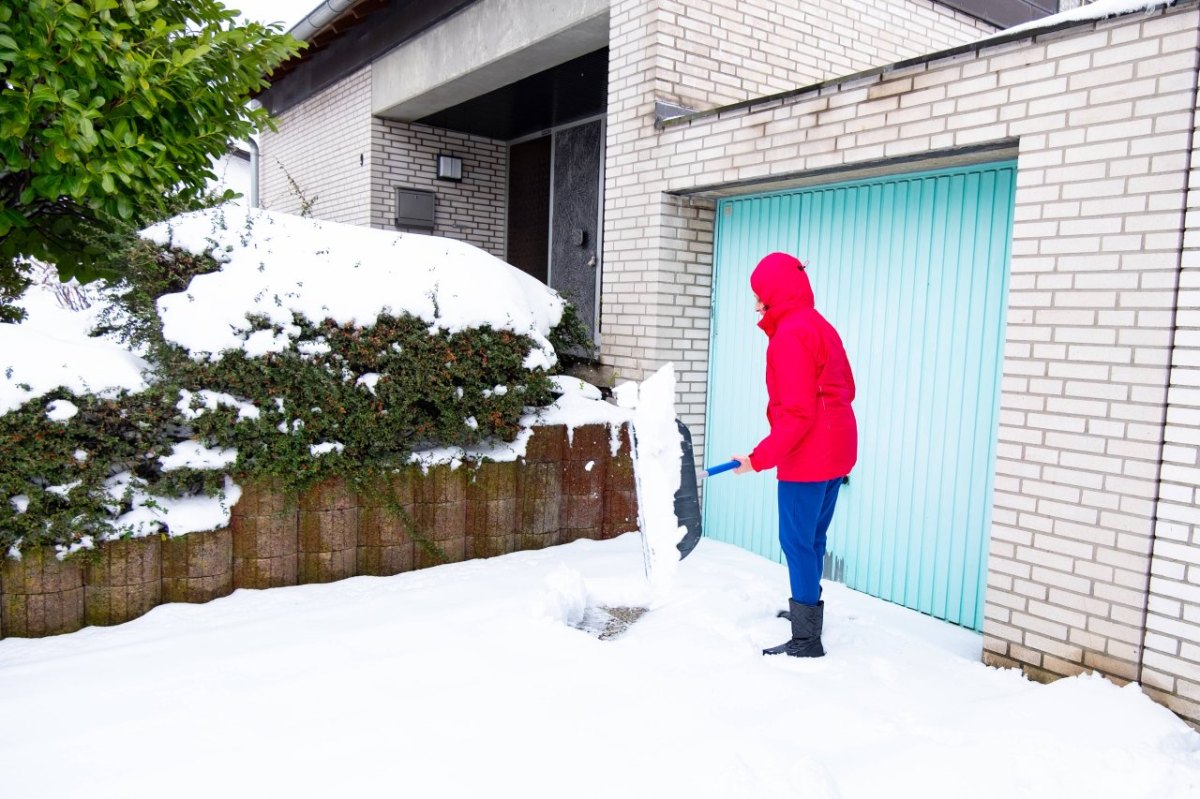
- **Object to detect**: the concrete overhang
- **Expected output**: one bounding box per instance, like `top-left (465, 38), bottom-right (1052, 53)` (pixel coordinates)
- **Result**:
top-left (372, 0), bottom-right (609, 121)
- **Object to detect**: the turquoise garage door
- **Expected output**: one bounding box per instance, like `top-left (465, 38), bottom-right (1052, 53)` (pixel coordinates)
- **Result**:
top-left (703, 161), bottom-right (1015, 630)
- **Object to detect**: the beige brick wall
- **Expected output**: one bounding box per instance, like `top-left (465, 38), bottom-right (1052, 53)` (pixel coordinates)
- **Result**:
top-left (371, 121), bottom-right (507, 257)
top-left (604, 0), bottom-right (1200, 725)
top-left (258, 67), bottom-right (373, 226)
top-left (653, 0), bottom-right (995, 110)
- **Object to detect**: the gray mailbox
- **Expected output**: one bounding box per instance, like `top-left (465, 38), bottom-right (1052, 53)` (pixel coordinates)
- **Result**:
top-left (394, 187), bottom-right (436, 229)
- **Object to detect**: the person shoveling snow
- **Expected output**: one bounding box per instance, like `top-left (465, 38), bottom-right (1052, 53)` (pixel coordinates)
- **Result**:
top-left (728, 252), bottom-right (859, 659)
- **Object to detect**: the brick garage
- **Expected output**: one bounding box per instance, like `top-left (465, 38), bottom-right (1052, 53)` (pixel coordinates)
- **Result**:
top-left (600, 1), bottom-right (1200, 725)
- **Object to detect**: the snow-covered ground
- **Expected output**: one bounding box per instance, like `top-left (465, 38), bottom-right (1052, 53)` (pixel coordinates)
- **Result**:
top-left (0, 533), bottom-right (1197, 798)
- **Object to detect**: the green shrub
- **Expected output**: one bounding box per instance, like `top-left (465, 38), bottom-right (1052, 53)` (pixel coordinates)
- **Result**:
top-left (547, 301), bottom-right (595, 367)
top-left (166, 311), bottom-right (555, 493)
top-left (0, 386), bottom-right (180, 555)
top-left (1, 229), bottom-right (581, 556)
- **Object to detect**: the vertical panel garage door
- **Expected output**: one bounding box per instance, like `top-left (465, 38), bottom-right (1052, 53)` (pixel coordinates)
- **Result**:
top-left (703, 161), bottom-right (1015, 630)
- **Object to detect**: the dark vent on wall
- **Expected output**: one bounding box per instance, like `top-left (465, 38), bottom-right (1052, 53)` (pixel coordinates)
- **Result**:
top-left (935, 0), bottom-right (1059, 28)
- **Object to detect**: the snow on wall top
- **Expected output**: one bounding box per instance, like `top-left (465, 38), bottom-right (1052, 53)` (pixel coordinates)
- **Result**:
top-left (142, 206), bottom-right (565, 366)
top-left (983, 0), bottom-right (1176, 41)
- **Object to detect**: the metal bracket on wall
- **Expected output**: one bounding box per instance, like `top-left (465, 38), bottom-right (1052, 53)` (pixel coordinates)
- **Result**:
top-left (654, 99), bottom-right (697, 125)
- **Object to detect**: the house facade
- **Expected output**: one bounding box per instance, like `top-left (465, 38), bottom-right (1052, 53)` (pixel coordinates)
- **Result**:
top-left (257, 0), bottom-right (1200, 728)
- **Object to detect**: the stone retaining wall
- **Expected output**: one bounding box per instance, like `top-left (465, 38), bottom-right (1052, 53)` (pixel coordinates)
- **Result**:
top-left (0, 423), bottom-right (639, 640)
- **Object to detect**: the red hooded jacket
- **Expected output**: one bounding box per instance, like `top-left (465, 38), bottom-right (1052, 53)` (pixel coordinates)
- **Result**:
top-left (748, 252), bottom-right (858, 482)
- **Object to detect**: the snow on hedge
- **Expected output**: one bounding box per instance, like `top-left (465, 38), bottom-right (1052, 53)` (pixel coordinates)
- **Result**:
top-left (142, 206), bottom-right (564, 370)
top-left (0, 286), bottom-right (150, 416)
top-left (1, 208), bottom-right (665, 555)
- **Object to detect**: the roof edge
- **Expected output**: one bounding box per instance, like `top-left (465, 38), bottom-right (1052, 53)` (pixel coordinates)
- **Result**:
top-left (290, 0), bottom-right (366, 42)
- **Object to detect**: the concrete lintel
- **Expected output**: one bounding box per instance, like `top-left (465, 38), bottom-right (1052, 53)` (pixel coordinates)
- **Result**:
top-left (670, 141), bottom-right (1021, 199)
top-left (372, 0), bottom-right (609, 122)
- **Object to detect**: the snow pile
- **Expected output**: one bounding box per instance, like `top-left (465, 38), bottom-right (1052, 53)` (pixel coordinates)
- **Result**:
top-left (143, 206), bottom-right (564, 369)
top-left (176, 389), bottom-right (261, 421)
top-left (0, 285), bottom-right (150, 415)
top-left (616, 364), bottom-right (685, 585)
top-left (533, 374), bottom-right (632, 450)
top-left (0, 534), bottom-right (1196, 798)
top-left (104, 473), bottom-right (244, 540)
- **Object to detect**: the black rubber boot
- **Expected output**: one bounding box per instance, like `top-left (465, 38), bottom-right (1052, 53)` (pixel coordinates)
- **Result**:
top-left (777, 587), bottom-right (822, 621)
top-left (763, 599), bottom-right (824, 657)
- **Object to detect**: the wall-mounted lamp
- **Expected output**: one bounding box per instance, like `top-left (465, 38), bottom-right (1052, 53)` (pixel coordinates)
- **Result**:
top-left (436, 153), bottom-right (463, 182)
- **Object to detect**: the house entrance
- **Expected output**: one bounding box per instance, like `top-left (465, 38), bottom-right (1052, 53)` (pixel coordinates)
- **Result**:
top-left (507, 118), bottom-right (604, 342)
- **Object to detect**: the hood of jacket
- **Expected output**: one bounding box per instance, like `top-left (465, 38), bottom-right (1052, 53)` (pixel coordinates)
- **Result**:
top-left (750, 252), bottom-right (815, 336)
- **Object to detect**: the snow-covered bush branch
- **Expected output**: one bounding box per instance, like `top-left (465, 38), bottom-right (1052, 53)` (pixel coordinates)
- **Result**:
top-left (0, 207), bottom-right (591, 558)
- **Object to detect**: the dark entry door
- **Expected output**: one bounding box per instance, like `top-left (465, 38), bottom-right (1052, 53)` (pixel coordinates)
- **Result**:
top-left (506, 136), bottom-right (552, 283)
top-left (549, 119), bottom-right (602, 338)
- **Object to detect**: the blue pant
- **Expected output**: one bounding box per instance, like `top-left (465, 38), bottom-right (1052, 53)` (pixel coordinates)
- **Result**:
top-left (778, 478), bottom-right (843, 605)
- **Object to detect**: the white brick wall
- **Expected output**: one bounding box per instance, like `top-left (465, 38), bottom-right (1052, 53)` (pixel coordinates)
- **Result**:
top-left (604, 0), bottom-right (1200, 726)
top-left (1141, 43), bottom-right (1200, 726)
top-left (259, 67), bottom-right (373, 226)
top-left (371, 120), bottom-right (507, 257)
top-left (257, 67), bottom-right (507, 257)
top-left (652, 0), bottom-right (995, 110)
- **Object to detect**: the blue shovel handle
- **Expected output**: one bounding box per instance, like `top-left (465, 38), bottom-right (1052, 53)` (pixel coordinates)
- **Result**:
top-left (704, 459), bottom-right (739, 477)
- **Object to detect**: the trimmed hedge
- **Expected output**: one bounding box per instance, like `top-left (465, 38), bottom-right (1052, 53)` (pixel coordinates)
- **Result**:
top-left (170, 312), bottom-right (552, 492)
top-left (0, 229), bottom-right (585, 558)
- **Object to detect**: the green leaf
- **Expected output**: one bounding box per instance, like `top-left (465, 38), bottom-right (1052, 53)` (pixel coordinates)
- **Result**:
top-left (0, 0), bottom-right (301, 269)
top-left (79, 115), bottom-right (96, 142)
top-left (31, 85), bottom-right (58, 106)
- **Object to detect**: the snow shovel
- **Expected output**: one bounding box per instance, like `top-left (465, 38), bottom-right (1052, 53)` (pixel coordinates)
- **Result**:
top-left (673, 423), bottom-right (742, 560)
top-left (673, 418), bottom-right (703, 560)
